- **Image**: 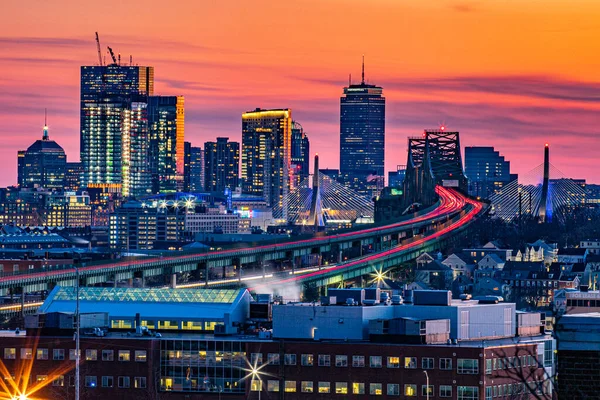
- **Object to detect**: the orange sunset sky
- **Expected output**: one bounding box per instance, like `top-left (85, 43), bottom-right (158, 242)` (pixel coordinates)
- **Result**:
top-left (1, 0), bottom-right (599, 186)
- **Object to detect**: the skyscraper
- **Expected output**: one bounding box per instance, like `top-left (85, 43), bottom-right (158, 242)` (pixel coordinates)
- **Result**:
top-left (291, 121), bottom-right (310, 189)
top-left (17, 119), bottom-right (66, 190)
top-left (184, 142), bottom-right (204, 192)
top-left (339, 58), bottom-right (385, 196)
top-left (204, 137), bottom-right (239, 193)
top-left (148, 96), bottom-right (185, 194)
top-left (242, 108), bottom-right (292, 217)
top-left (465, 146), bottom-right (516, 199)
top-left (80, 64), bottom-right (154, 196)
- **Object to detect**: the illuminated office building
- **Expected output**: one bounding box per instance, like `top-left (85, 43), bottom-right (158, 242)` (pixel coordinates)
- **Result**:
top-left (148, 96), bottom-right (185, 194)
top-left (80, 65), bottom-right (154, 196)
top-left (465, 147), bottom-right (515, 199)
top-left (43, 192), bottom-right (92, 228)
top-left (241, 108), bottom-right (292, 218)
top-left (17, 122), bottom-right (66, 190)
top-left (290, 121), bottom-right (310, 189)
top-left (64, 162), bottom-right (84, 192)
top-left (339, 60), bottom-right (385, 195)
top-left (184, 142), bottom-right (204, 192)
top-left (204, 138), bottom-right (239, 193)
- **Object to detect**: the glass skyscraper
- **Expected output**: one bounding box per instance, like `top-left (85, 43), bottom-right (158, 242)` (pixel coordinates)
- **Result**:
top-left (80, 65), bottom-right (154, 197)
top-left (290, 120), bottom-right (310, 189)
top-left (241, 108), bottom-right (292, 218)
top-left (148, 96), bottom-right (185, 194)
top-left (204, 138), bottom-right (239, 193)
top-left (465, 146), bottom-right (515, 199)
top-left (339, 63), bottom-right (385, 196)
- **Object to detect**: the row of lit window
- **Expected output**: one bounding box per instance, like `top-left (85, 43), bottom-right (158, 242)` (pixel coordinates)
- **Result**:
top-left (2, 348), bottom-right (146, 362)
top-left (253, 381), bottom-right (475, 398)
top-left (251, 353), bottom-right (477, 373)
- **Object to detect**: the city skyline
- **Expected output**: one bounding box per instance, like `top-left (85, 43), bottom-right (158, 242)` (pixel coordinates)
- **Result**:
top-left (2, 0), bottom-right (600, 187)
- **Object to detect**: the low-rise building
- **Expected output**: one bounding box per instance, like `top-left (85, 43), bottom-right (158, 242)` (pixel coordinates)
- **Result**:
top-left (0, 288), bottom-right (555, 399)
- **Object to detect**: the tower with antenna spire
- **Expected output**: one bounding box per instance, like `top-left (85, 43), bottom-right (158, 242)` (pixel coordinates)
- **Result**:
top-left (340, 56), bottom-right (386, 197)
top-left (17, 110), bottom-right (67, 190)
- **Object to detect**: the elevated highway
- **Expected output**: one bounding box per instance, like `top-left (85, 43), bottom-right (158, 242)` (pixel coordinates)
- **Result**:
top-left (0, 186), bottom-right (484, 306)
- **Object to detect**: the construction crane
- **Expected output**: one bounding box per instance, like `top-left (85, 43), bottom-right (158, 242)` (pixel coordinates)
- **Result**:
top-left (95, 32), bottom-right (103, 66)
top-left (107, 46), bottom-right (117, 65)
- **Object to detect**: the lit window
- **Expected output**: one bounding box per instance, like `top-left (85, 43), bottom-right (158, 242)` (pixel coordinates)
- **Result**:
top-left (405, 384), bottom-right (417, 396)
top-left (135, 350), bottom-right (147, 362)
top-left (404, 357), bottom-right (417, 369)
top-left (370, 383), bottom-right (383, 395)
top-left (3, 348), bottom-right (15, 360)
top-left (21, 348), bottom-right (33, 360)
top-left (422, 385), bottom-right (434, 397)
top-left (301, 381), bottom-right (313, 393)
top-left (318, 382), bottom-right (330, 393)
top-left (118, 350), bottom-right (130, 362)
top-left (52, 375), bottom-right (65, 387)
top-left (387, 356), bottom-right (400, 368)
top-left (353, 382), bottom-right (365, 394)
top-left (86, 349), bottom-right (97, 361)
top-left (336, 382), bottom-right (348, 394)
top-left (36, 349), bottom-right (48, 360)
top-left (267, 380), bottom-right (279, 392)
top-left (284, 380), bottom-right (296, 392)
top-left (301, 354), bottom-right (313, 366)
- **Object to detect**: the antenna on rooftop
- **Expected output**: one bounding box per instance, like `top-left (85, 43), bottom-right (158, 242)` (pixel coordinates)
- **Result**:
top-left (361, 54), bottom-right (365, 84)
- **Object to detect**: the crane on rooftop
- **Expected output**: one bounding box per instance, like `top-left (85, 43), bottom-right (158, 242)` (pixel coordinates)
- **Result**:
top-left (107, 46), bottom-right (117, 65)
top-left (95, 32), bottom-right (103, 66)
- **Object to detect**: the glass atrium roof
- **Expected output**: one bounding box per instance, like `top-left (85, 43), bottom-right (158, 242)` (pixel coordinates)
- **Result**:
top-left (52, 287), bottom-right (240, 304)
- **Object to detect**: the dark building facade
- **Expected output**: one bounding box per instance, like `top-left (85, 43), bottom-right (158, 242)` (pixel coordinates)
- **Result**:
top-left (148, 96), bottom-right (185, 194)
top-left (339, 63), bottom-right (385, 196)
top-left (291, 121), bottom-right (310, 188)
top-left (241, 108), bottom-right (292, 216)
top-left (17, 124), bottom-right (66, 190)
top-left (65, 162), bottom-right (84, 192)
top-left (204, 137), bottom-right (239, 193)
top-left (465, 147), bottom-right (516, 199)
top-left (80, 65), bottom-right (154, 197)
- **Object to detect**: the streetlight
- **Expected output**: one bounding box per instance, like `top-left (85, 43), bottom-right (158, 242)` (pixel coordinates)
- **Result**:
top-left (74, 265), bottom-right (81, 400)
top-left (250, 366), bottom-right (262, 400)
top-left (423, 370), bottom-right (429, 400)
top-left (241, 357), bottom-right (271, 400)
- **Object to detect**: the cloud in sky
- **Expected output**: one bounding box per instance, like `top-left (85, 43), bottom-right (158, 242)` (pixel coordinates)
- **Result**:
top-left (1, 0), bottom-right (599, 186)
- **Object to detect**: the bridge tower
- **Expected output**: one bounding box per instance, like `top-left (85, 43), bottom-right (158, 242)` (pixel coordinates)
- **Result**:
top-left (402, 128), bottom-right (467, 208)
top-left (308, 154), bottom-right (324, 227)
top-left (539, 143), bottom-right (551, 223)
